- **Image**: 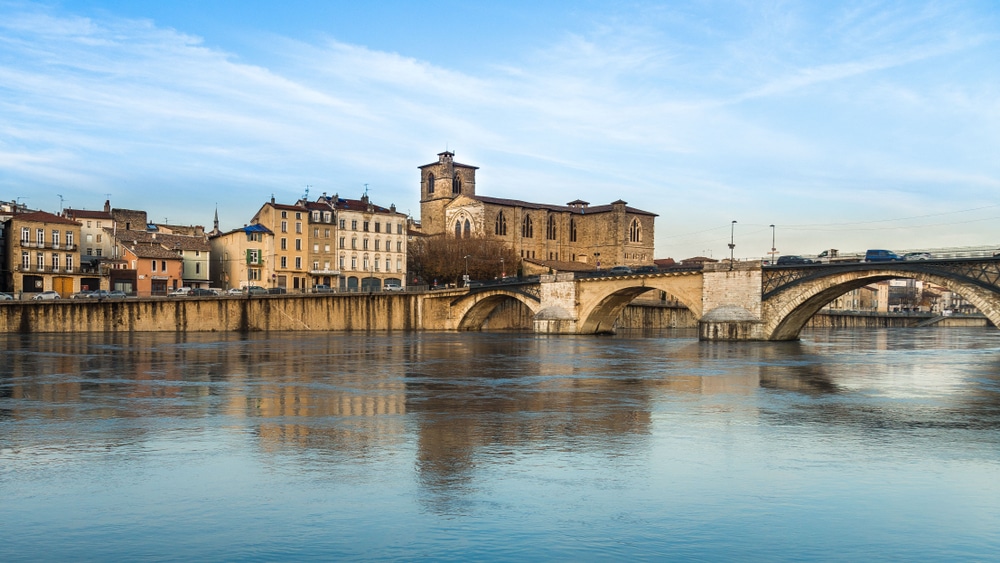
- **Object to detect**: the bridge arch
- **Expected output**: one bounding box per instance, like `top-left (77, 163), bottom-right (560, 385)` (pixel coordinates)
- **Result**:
top-left (451, 289), bottom-right (542, 331)
top-left (576, 273), bottom-right (704, 334)
top-left (764, 267), bottom-right (1000, 341)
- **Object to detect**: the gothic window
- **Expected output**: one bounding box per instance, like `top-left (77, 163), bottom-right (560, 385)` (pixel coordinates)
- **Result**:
top-left (455, 220), bottom-right (462, 238)
top-left (522, 216), bottom-right (533, 238)
top-left (453, 174), bottom-right (461, 194)
top-left (463, 219), bottom-right (471, 238)
top-left (629, 218), bottom-right (641, 243)
top-left (495, 211), bottom-right (507, 236)
top-left (570, 218), bottom-right (577, 242)
top-left (428, 173), bottom-right (435, 194)
top-left (546, 215), bottom-right (557, 240)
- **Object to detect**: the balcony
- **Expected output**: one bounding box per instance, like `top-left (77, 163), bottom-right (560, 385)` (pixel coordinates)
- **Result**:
top-left (309, 268), bottom-right (342, 276)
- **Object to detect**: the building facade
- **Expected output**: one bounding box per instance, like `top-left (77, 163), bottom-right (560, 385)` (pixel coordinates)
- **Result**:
top-left (3, 211), bottom-right (83, 296)
top-left (209, 224), bottom-right (274, 291)
top-left (417, 151), bottom-right (656, 269)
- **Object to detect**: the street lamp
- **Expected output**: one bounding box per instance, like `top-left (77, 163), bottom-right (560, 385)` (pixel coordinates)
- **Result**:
top-left (463, 254), bottom-right (470, 287)
top-left (769, 224), bottom-right (776, 265)
top-left (728, 220), bottom-right (737, 269)
top-left (500, 257), bottom-right (505, 279)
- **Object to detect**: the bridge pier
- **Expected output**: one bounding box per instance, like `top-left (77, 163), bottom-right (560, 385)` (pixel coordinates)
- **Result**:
top-left (533, 273), bottom-right (581, 334)
top-left (698, 262), bottom-right (767, 341)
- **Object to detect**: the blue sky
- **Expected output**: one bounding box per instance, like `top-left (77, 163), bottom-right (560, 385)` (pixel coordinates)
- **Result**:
top-left (1, 0), bottom-right (998, 260)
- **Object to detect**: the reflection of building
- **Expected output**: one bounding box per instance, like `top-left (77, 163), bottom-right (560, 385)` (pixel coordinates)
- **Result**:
top-left (3, 210), bottom-right (82, 296)
top-left (823, 286), bottom-right (877, 312)
top-left (416, 151), bottom-right (656, 269)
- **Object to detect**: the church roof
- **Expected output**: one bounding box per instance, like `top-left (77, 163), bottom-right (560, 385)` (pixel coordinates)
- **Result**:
top-left (472, 195), bottom-right (657, 217)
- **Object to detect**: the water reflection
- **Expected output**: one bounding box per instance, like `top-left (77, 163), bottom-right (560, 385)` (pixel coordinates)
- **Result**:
top-left (3, 329), bottom-right (1000, 560)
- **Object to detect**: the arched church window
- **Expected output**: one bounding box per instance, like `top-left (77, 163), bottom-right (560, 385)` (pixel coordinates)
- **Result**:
top-left (455, 220), bottom-right (462, 238)
top-left (546, 215), bottom-right (557, 240)
top-left (629, 218), bottom-right (641, 243)
top-left (495, 211), bottom-right (507, 236)
top-left (464, 219), bottom-right (471, 238)
top-left (453, 174), bottom-right (461, 194)
top-left (570, 218), bottom-right (577, 242)
top-left (522, 216), bottom-right (533, 238)
top-left (428, 173), bottom-right (435, 194)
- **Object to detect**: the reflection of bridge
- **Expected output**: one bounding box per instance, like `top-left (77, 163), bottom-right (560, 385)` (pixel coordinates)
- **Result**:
top-left (430, 259), bottom-right (1000, 341)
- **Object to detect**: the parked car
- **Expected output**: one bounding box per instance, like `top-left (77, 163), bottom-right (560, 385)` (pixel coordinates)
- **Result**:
top-left (903, 252), bottom-right (931, 261)
top-left (312, 284), bottom-right (333, 293)
top-left (88, 290), bottom-right (125, 299)
top-left (865, 249), bottom-right (903, 262)
top-left (168, 287), bottom-right (192, 297)
top-left (776, 255), bottom-right (813, 265)
top-left (383, 282), bottom-right (405, 292)
top-left (189, 288), bottom-right (216, 296)
top-left (70, 291), bottom-right (93, 299)
top-left (268, 287), bottom-right (287, 295)
top-left (107, 291), bottom-right (128, 299)
top-left (0, 292), bottom-right (13, 301)
top-left (634, 265), bottom-right (660, 274)
top-left (609, 266), bottom-right (633, 275)
top-left (226, 287), bottom-right (245, 295)
top-left (32, 291), bottom-right (61, 300)
top-left (246, 286), bottom-right (268, 295)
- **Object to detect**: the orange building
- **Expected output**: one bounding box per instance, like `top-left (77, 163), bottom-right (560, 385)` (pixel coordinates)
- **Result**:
top-left (121, 243), bottom-right (184, 296)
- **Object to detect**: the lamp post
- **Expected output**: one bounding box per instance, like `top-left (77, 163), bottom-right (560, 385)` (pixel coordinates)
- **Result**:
top-left (728, 220), bottom-right (737, 269)
top-left (463, 255), bottom-right (470, 287)
top-left (769, 224), bottom-right (776, 265)
top-left (500, 258), bottom-right (505, 279)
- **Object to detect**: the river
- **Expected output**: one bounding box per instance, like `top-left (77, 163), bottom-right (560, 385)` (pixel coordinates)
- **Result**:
top-left (2, 328), bottom-right (999, 561)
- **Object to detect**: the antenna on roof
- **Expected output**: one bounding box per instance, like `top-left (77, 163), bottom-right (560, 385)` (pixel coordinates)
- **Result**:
top-left (57, 194), bottom-right (64, 214)
top-left (364, 183), bottom-right (369, 197)
top-left (305, 185), bottom-right (311, 199)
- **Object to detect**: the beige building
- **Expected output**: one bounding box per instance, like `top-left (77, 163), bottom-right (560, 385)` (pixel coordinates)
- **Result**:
top-left (417, 151), bottom-right (657, 270)
top-left (209, 224), bottom-right (274, 291)
top-left (3, 210), bottom-right (83, 296)
top-left (318, 193), bottom-right (408, 291)
top-left (250, 199), bottom-right (310, 291)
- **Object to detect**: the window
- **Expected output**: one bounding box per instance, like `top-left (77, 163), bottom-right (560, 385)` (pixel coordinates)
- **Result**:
top-left (281, 221), bottom-right (287, 233)
top-left (323, 212), bottom-right (331, 223)
top-left (281, 211), bottom-right (287, 219)
top-left (522, 216), bottom-right (533, 238)
top-left (396, 259), bottom-right (402, 272)
top-left (324, 228), bottom-right (330, 237)
top-left (629, 219), bottom-right (641, 243)
top-left (455, 221), bottom-right (462, 238)
top-left (161, 260), bottom-right (166, 272)
top-left (375, 222), bottom-right (381, 233)
top-left (313, 228), bottom-right (319, 237)
top-left (312, 211), bottom-right (320, 222)
top-left (385, 259), bottom-right (390, 272)
top-left (363, 238), bottom-right (369, 250)
top-left (22, 252), bottom-right (29, 269)
top-left (280, 256), bottom-right (287, 268)
top-left (397, 223), bottom-right (403, 234)
top-left (52, 254), bottom-right (59, 270)
top-left (195, 263), bottom-right (200, 274)
top-left (351, 256), bottom-right (357, 270)
top-left (340, 256), bottom-right (345, 270)
top-left (313, 243), bottom-right (319, 253)
top-left (295, 212), bottom-right (301, 220)
top-left (464, 220), bottom-right (471, 239)
top-left (281, 238), bottom-right (287, 250)
top-left (96, 234), bottom-right (102, 243)
top-left (95, 249), bottom-right (102, 257)
top-left (427, 173), bottom-right (435, 194)
top-left (570, 218), bottom-right (577, 242)
top-left (363, 221), bottom-right (369, 232)
top-left (495, 211), bottom-right (507, 236)
top-left (397, 241), bottom-right (402, 252)
top-left (249, 268), bottom-right (261, 281)
top-left (295, 257), bottom-right (301, 269)
top-left (546, 216), bottom-right (557, 240)
top-left (66, 255), bottom-right (73, 271)
top-left (351, 237), bottom-right (357, 249)
top-left (375, 239), bottom-right (380, 251)
top-left (86, 221), bottom-right (92, 228)
top-left (96, 221), bottom-right (101, 228)
top-left (295, 239), bottom-right (301, 251)
top-left (37, 229), bottom-right (44, 245)
top-left (313, 261), bottom-right (319, 270)
top-left (452, 174), bottom-right (461, 194)
top-left (66, 232), bottom-right (73, 247)
top-left (296, 222), bottom-right (302, 234)
top-left (340, 237), bottom-right (345, 249)
top-left (37, 253), bottom-right (44, 269)
top-left (351, 220), bottom-right (357, 230)
top-left (21, 227), bottom-right (29, 244)
top-left (324, 244), bottom-right (330, 252)
top-left (247, 249), bottom-right (261, 264)
top-left (52, 231), bottom-right (60, 247)
top-left (152, 260), bottom-right (157, 272)
top-left (340, 219), bottom-right (346, 229)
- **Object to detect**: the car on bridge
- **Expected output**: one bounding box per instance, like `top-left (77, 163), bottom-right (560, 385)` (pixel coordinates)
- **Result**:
top-left (609, 266), bottom-right (633, 275)
top-left (903, 252), bottom-right (931, 261)
top-left (32, 291), bottom-right (61, 300)
top-left (776, 255), bottom-right (813, 265)
top-left (865, 249), bottom-right (903, 262)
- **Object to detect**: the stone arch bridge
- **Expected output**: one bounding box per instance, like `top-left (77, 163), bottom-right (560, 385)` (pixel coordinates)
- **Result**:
top-left (429, 259), bottom-right (1000, 341)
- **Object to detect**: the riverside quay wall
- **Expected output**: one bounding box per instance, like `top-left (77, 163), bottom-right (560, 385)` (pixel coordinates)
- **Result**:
top-left (0, 294), bottom-right (422, 334)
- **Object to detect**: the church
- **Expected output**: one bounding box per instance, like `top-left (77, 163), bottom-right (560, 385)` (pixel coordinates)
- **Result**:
top-left (416, 151), bottom-right (656, 270)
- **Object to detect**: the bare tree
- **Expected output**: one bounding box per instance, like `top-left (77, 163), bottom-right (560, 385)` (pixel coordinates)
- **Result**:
top-left (408, 234), bottom-right (521, 286)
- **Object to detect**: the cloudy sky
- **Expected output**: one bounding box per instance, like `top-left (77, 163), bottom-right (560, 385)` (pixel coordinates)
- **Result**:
top-left (1, 0), bottom-right (998, 260)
